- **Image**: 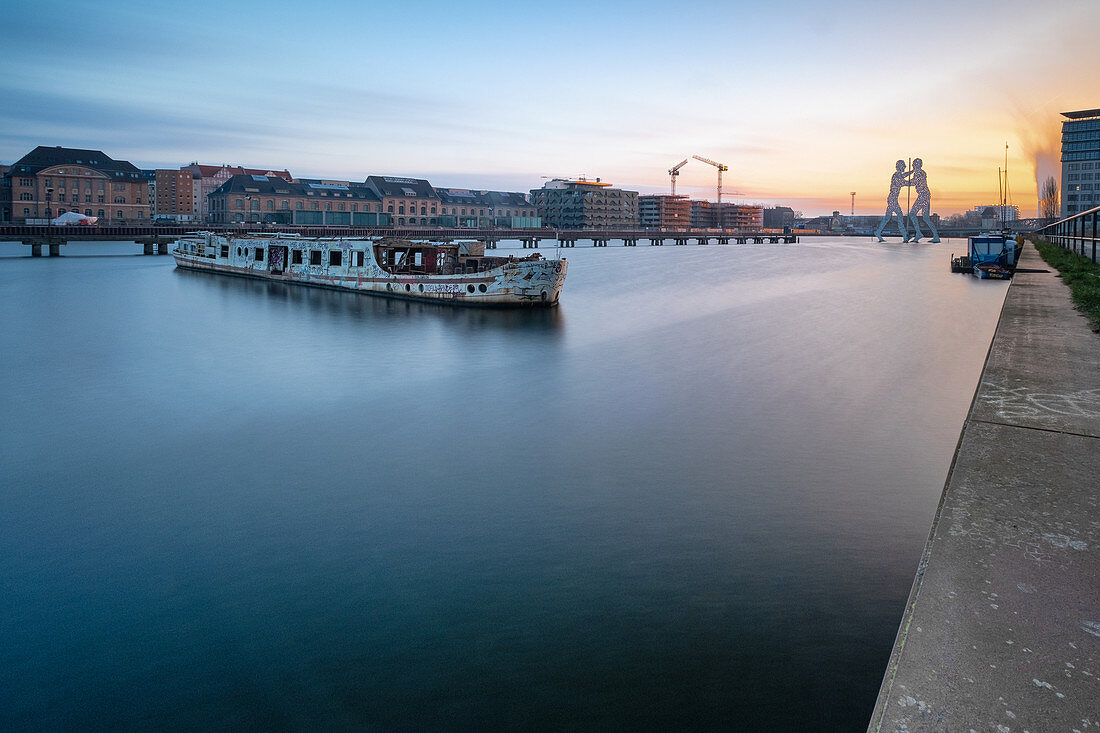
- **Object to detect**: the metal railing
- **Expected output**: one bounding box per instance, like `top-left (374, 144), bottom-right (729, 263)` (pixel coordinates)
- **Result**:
top-left (1036, 205), bottom-right (1100, 263)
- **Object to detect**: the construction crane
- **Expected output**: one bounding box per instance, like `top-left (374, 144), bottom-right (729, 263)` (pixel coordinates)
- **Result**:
top-left (850, 192), bottom-right (856, 216)
top-left (668, 159), bottom-right (689, 196)
top-left (693, 153), bottom-right (730, 206)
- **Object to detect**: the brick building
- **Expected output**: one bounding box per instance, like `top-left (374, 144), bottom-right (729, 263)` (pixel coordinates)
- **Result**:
top-left (208, 174), bottom-right (388, 225)
top-left (1, 146), bottom-right (150, 223)
top-left (183, 163), bottom-right (293, 222)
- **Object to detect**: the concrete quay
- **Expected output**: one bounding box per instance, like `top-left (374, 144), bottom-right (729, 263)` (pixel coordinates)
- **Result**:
top-left (869, 243), bottom-right (1100, 733)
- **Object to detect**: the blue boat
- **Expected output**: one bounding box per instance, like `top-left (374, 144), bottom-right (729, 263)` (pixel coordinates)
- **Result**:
top-left (967, 233), bottom-right (1018, 280)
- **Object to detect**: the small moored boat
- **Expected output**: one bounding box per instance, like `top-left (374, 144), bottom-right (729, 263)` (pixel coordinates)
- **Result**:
top-left (171, 233), bottom-right (567, 307)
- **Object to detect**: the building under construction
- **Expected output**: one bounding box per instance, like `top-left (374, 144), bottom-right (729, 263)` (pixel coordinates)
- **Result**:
top-left (690, 200), bottom-right (764, 229)
top-left (530, 178), bottom-right (639, 229)
top-left (638, 194), bottom-right (691, 229)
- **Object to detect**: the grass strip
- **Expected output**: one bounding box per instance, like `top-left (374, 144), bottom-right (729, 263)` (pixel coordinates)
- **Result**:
top-left (1032, 238), bottom-right (1100, 331)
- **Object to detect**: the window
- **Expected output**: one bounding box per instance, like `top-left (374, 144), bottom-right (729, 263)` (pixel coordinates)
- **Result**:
top-left (325, 203), bottom-right (332, 211)
top-left (116, 210), bottom-right (123, 218)
top-left (114, 197), bottom-right (125, 204)
top-left (329, 250), bottom-right (342, 266)
top-left (387, 205), bottom-right (394, 213)
top-left (19, 178), bottom-right (32, 186)
top-left (266, 200), bottom-right (274, 210)
top-left (338, 203), bottom-right (344, 211)
top-left (311, 202), bottom-right (318, 210)
top-left (399, 206), bottom-right (405, 214)
top-left (281, 201), bottom-right (289, 210)
top-left (310, 250), bottom-right (321, 266)
top-left (98, 209), bottom-right (105, 218)
top-left (354, 251), bottom-right (364, 267)
top-left (250, 200), bottom-right (259, 211)
top-left (236, 199), bottom-right (244, 209)
top-left (19, 193), bottom-right (31, 200)
top-left (137, 211), bottom-right (143, 218)
top-left (295, 202), bottom-right (302, 210)
top-left (255, 247), bottom-right (264, 262)
top-left (45, 179), bottom-right (52, 187)
top-left (97, 195), bottom-right (104, 203)
top-left (85, 209), bottom-right (92, 216)
top-left (23, 208), bottom-right (30, 216)
top-left (221, 245), bottom-right (229, 258)
top-left (292, 250), bottom-right (303, 264)
top-left (84, 195), bottom-right (91, 203)
top-left (420, 206), bottom-right (426, 215)
top-left (351, 204), bottom-right (358, 212)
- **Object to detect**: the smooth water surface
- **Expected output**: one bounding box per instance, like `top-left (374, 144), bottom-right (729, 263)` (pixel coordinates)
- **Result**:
top-left (0, 237), bottom-right (1007, 729)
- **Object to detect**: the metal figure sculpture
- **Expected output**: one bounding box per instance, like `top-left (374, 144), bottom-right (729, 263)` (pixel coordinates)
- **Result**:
top-left (874, 160), bottom-right (909, 242)
top-left (906, 158), bottom-right (940, 243)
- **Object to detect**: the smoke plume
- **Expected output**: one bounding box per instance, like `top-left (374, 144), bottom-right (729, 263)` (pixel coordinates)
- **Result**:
top-left (1017, 111), bottom-right (1061, 217)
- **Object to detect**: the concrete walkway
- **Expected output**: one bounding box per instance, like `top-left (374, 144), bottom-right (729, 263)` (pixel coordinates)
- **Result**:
top-left (869, 242), bottom-right (1100, 733)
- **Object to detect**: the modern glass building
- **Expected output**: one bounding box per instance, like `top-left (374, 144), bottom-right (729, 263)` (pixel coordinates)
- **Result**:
top-left (1061, 108), bottom-right (1100, 218)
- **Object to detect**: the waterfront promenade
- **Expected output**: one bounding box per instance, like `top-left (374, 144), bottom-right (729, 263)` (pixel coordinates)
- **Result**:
top-left (869, 243), bottom-right (1100, 732)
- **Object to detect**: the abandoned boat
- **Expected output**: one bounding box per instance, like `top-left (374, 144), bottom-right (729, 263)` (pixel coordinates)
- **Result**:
top-left (171, 233), bottom-right (567, 307)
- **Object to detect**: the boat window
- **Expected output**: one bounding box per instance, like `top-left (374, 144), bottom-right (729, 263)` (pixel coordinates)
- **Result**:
top-left (354, 251), bottom-right (364, 267)
top-left (220, 245), bottom-right (229, 258)
top-left (329, 250), bottom-right (342, 266)
top-left (310, 250), bottom-right (321, 266)
top-left (255, 247), bottom-right (264, 262)
top-left (291, 250), bottom-right (303, 265)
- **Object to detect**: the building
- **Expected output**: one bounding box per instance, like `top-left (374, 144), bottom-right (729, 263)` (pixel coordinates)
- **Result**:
top-left (480, 190), bottom-right (540, 228)
top-left (183, 163), bottom-right (293, 222)
top-left (967, 204), bottom-right (1019, 223)
top-left (690, 200), bottom-right (764, 229)
top-left (763, 206), bottom-right (795, 229)
top-left (1061, 108), bottom-right (1100, 217)
top-left (364, 176), bottom-right (441, 226)
top-left (208, 174), bottom-right (388, 225)
top-left (154, 168), bottom-right (198, 221)
top-left (530, 178), bottom-right (638, 229)
top-left (638, 194), bottom-right (690, 229)
top-left (1, 145), bottom-right (150, 223)
top-left (435, 187), bottom-right (486, 227)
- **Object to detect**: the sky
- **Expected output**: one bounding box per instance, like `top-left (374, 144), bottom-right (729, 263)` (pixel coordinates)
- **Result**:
top-left (1, 0), bottom-right (1097, 216)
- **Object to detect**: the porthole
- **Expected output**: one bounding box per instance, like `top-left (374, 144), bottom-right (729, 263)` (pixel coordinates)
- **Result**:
top-left (419, 284), bottom-right (424, 292)
top-left (478, 284), bottom-right (487, 293)
top-left (541, 290), bottom-right (548, 301)
top-left (405, 284), bottom-right (410, 292)
top-left (467, 284), bottom-right (475, 293)
top-left (386, 283), bottom-right (392, 291)
top-left (236, 246), bottom-right (242, 256)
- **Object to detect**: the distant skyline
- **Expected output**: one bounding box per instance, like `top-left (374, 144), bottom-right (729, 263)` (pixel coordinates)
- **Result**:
top-left (2, 0), bottom-right (1097, 216)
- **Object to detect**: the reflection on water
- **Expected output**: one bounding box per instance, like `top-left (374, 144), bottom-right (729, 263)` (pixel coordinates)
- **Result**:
top-left (173, 266), bottom-right (565, 334)
top-left (0, 238), bottom-right (1006, 730)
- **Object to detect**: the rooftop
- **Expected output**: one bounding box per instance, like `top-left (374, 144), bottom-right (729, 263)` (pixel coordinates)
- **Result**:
top-left (1061, 108), bottom-right (1100, 120)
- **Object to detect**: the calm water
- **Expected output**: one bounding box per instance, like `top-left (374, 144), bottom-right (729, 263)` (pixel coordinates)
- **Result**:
top-left (0, 237), bottom-right (1007, 730)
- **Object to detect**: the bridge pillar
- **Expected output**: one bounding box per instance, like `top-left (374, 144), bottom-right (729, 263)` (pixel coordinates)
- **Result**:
top-left (143, 241), bottom-right (155, 255)
top-left (31, 243), bottom-right (42, 257)
top-left (49, 242), bottom-right (61, 257)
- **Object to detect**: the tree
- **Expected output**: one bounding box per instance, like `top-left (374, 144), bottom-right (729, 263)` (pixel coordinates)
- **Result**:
top-left (1040, 176), bottom-right (1060, 219)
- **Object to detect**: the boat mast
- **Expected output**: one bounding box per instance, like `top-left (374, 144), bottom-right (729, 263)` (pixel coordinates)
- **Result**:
top-left (1002, 142), bottom-right (1008, 231)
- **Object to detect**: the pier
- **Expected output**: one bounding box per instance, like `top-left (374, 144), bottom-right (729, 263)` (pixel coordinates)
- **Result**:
top-left (868, 242), bottom-right (1100, 732)
top-left (0, 224), bottom-right (799, 255)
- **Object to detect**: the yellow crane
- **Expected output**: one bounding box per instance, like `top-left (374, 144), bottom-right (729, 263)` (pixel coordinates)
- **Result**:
top-left (668, 159), bottom-right (689, 196)
top-left (693, 154), bottom-right (729, 208)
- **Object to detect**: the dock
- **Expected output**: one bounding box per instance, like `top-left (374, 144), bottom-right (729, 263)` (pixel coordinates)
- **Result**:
top-left (868, 242), bottom-right (1100, 732)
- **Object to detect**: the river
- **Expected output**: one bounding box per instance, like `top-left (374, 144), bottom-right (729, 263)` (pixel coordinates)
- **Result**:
top-left (0, 236), bottom-right (1007, 729)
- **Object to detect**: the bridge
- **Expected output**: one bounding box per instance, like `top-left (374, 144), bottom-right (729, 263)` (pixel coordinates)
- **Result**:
top-left (0, 223), bottom-right (801, 256)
